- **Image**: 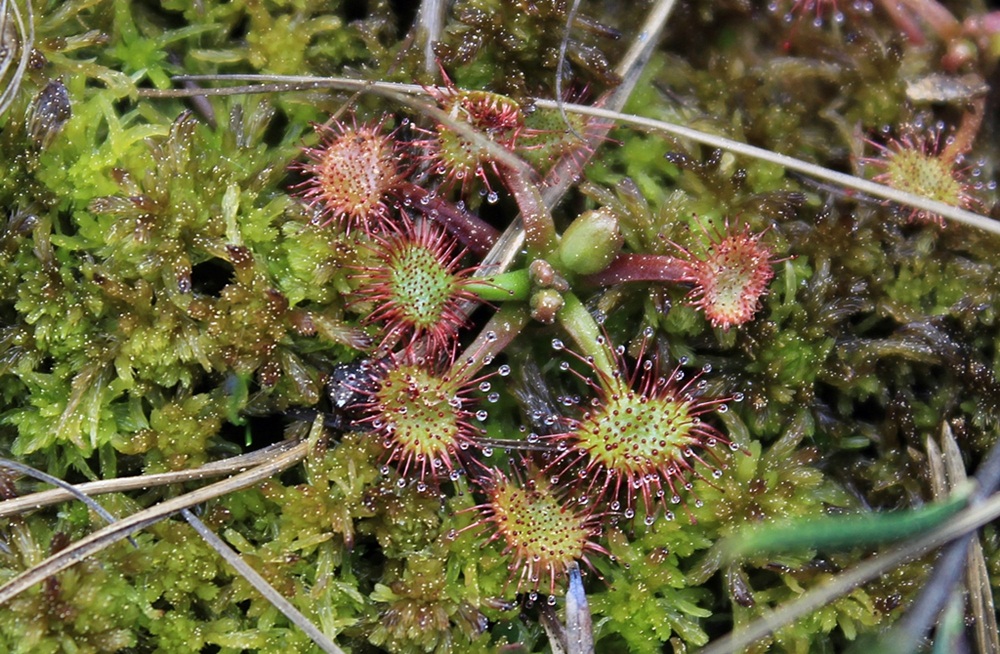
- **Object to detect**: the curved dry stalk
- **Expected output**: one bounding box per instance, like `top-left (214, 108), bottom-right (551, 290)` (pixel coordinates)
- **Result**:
top-left (182, 508), bottom-right (346, 654)
top-left (0, 439), bottom-right (303, 519)
top-left (878, 420), bottom-right (1000, 654)
top-left (529, 0), bottom-right (679, 255)
top-left (152, 73), bottom-right (997, 235)
top-left (929, 425), bottom-right (1000, 654)
top-left (698, 486), bottom-right (1000, 654)
top-left (0, 438), bottom-right (310, 607)
top-left (533, 101), bottom-right (999, 236)
top-left (0, 0), bottom-right (33, 118)
top-left (0, 458), bottom-right (122, 527)
top-left (146, 77), bottom-right (531, 186)
top-left (415, 0), bottom-right (446, 75)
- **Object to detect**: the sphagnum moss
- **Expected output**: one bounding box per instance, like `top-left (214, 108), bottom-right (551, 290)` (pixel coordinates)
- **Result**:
top-left (1, 1), bottom-right (999, 653)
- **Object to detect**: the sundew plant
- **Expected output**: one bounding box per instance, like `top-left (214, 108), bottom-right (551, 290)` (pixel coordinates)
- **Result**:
top-left (1, 1), bottom-right (1000, 653)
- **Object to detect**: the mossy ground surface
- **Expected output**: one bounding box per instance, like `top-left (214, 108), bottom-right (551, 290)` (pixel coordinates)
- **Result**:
top-left (1, 1), bottom-right (999, 653)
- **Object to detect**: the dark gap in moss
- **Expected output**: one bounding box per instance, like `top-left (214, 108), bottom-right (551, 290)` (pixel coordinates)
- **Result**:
top-left (190, 257), bottom-right (234, 297)
top-left (227, 14), bottom-right (250, 42)
top-left (850, 314), bottom-right (897, 339)
top-left (274, 464), bottom-right (307, 491)
top-left (905, 363), bottom-right (946, 401)
top-left (260, 109), bottom-right (290, 149)
top-left (846, 392), bottom-right (887, 425)
top-left (386, 0), bottom-right (418, 39)
top-left (214, 418), bottom-right (256, 452)
top-left (241, 411), bottom-right (288, 449)
top-left (53, 208), bottom-right (77, 239)
top-left (745, 564), bottom-right (789, 594)
top-left (342, 0), bottom-right (369, 24)
top-left (199, 645), bottom-right (221, 654)
top-left (351, 533), bottom-right (387, 582)
top-left (814, 378), bottom-right (883, 435)
top-left (113, 453), bottom-right (148, 477)
top-left (111, 96), bottom-right (135, 118)
top-left (36, 355), bottom-right (54, 374)
top-left (140, 0), bottom-right (189, 32)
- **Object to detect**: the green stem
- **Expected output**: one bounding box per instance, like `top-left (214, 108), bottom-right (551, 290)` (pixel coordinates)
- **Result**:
top-left (556, 292), bottom-right (616, 382)
top-left (465, 268), bottom-right (531, 302)
top-left (450, 303), bottom-right (529, 380)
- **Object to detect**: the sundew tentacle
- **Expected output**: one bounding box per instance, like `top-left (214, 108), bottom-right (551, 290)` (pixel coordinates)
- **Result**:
top-left (545, 332), bottom-right (742, 523)
top-left (862, 123), bottom-right (981, 226)
top-left (349, 213), bottom-right (481, 354)
top-left (289, 116), bottom-right (403, 234)
top-left (351, 349), bottom-right (487, 487)
top-left (414, 74), bottom-right (525, 200)
top-left (456, 463), bottom-right (608, 600)
top-left (673, 218), bottom-right (782, 330)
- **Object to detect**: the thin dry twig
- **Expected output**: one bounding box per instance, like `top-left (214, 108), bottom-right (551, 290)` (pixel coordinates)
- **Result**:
top-left (475, 0), bottom-right (679, 283)
top-left (882, 420), bottom-right (1000, 654)
top-left (0, 438), bottom-right (310, 606)
top-left (0, 458), bottom-right (122, 527)
top-left (182, 508), bottom-right (346, 654)
top-left (530, 101), bottom-right (1000, 236)
top-left (698, 486), bottom-right (1000, 654)
top-left (415, 0), bottom-right (447, 76)
top-left (924, 425), bottom-right (998, 654)
top-left (0, 0), bottom-right (34, 118)
top-left (149, 73), bottom-right (998, 235)
top-left (940, 425), bottom-right (1000, 654)
top-left (0, 439), bottom-right (303, 519)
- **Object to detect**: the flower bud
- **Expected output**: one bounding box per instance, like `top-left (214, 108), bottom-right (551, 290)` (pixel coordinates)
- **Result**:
top-left (557, 208), bottom-right (623, 275)
top-left (530, 288), bottom-right (564, 324)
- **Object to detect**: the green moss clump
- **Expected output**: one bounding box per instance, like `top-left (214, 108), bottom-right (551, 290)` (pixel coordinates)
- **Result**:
top-left (0, 534), bottom-right (143, 653)
top-left (1, 1), bottom-right (999, 652)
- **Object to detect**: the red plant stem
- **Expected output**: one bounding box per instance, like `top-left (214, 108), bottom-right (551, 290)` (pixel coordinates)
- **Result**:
top-left (400, 182), bottom-right (500, 255)
top-left (900, 0), bottom-right (962, 39)
top-left (583, 253), bottom-right (694, 288)
top-left (941, 97), bottom-right (985, 163)
top-left (502, 166), bottom-right (558, 260)
top-left (876, 0), bottom-right (927, 43)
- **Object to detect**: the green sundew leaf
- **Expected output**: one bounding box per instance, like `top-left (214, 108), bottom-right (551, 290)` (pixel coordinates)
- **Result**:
top-left (725, 487), bottom-right (972, 560)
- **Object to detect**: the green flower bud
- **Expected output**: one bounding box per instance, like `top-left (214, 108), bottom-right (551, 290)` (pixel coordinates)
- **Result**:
top-left (557, 208), bottom-right (623, 275)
